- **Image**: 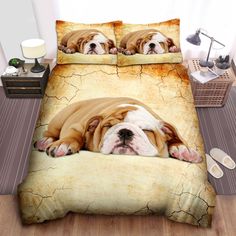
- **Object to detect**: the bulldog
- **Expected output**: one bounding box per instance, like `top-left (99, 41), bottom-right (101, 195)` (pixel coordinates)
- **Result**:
top-left (34, 97), bottom-right (202, 163)
top-left (58, 29), bottom-right (117, 55)
top-left (34, 97), bottom-right (202, 162)
top-left (119, 29), bottom-right (180, 55)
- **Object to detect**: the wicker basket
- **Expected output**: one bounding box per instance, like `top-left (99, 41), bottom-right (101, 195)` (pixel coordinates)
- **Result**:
top-left (188, 59), bottom-right (235, 107)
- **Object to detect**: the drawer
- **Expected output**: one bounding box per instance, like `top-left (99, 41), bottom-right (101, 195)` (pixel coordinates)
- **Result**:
top-left (7, 87), bottom-right (42, 95)
top-left (5, 80), bottom-right (40, 87)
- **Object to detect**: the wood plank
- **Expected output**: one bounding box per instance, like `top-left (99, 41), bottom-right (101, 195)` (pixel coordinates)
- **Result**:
top-left (0, 195), bottom-right (235, 236)
top-left (0, 87), bottom-right (41, 194)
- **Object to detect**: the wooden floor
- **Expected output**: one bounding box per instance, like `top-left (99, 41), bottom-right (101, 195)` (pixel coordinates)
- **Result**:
top-left (0, 195), bottom-right (236, 236)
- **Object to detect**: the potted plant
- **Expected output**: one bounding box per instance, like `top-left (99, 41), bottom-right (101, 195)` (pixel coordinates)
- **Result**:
top-left (215, 55), bottom-right (230, 75)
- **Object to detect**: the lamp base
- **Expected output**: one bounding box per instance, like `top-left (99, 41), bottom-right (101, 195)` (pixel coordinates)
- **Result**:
top-left (199, 60), bottom-right (214, 68)
top-left (30, 58), bottom-right (45, 73)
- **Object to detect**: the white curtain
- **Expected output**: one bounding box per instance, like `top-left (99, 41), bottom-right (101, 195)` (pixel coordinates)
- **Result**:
top-left (33, 0), bottom-right (236, 60)
top-left (0, 42), bottom-right (7, 86)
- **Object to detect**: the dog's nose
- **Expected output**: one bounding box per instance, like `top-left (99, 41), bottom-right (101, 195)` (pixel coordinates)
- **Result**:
top-left (118, 129), bottom-right (134, 140)
top-left (149, 43), bottom-right (155, 49)
top-left (90, 43), bottom-right (96, 49)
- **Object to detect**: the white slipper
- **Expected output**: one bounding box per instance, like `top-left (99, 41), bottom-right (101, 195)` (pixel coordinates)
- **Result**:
top-left (206, 154), bottom-right (224, 178)
top-left (210, 148), bottom-right (236, 170)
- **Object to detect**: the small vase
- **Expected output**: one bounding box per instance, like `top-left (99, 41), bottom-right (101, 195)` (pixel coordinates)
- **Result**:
top-left (215, 67), bottom-right (226, 75)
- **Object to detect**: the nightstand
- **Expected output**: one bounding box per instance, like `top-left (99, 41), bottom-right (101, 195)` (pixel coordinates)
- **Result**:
top-left (188, 59), bottom-right (235, 107)
top-left (1, 63), bottom-right (50, 98)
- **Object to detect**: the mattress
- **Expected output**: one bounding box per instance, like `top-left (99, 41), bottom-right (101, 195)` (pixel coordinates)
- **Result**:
top-left (18, 63), bottom-right (216, 227)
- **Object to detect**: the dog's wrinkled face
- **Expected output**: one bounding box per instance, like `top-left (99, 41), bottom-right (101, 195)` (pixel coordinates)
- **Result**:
top-left (84, 105), bottom-right (169, 157)
top-left (80, 33), bottom-right (112, 55)
top-left (100, 122), bottom-right (158, 156)
top-left (137, 32), bottom-right (168, 55)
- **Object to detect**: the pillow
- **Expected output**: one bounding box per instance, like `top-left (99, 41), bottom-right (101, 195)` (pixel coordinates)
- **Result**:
top-left (56, 20), bottom-right (120, 65)
top-left (114, 19), bottom-right (183, 66)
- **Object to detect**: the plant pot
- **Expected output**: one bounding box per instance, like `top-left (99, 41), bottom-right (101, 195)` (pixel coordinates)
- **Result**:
top-left (214, 66), bottom-right (227, 75)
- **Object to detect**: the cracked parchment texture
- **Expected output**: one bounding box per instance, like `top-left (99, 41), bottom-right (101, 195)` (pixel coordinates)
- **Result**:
top-left (18, 63), bottom-right (216, 227)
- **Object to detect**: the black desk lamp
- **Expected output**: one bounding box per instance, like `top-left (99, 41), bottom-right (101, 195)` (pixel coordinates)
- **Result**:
top-left (186, 29), bottom-right (225, 68)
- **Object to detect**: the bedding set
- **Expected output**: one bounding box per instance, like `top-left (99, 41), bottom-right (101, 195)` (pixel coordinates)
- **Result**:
top-left (18, 19), bottom-right (216, 227)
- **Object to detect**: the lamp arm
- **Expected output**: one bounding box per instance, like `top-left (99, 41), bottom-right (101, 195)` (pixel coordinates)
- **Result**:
top-left (200, 31), bottom-right (225, 47)
top-left (206, 38), bottom-right (214, 63)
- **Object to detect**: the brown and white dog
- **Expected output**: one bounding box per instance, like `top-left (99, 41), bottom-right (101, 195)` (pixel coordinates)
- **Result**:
top-left (58, 29), bottom-right (117, 55)
top-left (119, 29), bottom-right (180, 55)
top-left (34, 97), bottom-right (202, 163)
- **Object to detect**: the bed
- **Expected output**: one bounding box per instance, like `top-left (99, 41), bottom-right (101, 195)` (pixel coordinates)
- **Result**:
top-left (17, 2), bottom-right (215, 227)
top-left (18, 62), bottom-right (215, 226)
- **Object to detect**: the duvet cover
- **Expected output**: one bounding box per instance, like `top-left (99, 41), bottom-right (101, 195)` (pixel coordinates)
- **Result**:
top-left (18, 63), bottom-right (216, 227)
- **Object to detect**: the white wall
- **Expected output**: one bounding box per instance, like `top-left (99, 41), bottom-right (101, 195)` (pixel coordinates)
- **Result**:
top-left (35, 0), bottom-right (236, 61)
top-left (0, 0), bottom-right (39, 61)
top-left (0, 42), bottom-right (7, 86)
top-left (233, 35), bottom-right (236, 63)
top-left (0, 0), bottom-right (236, 64)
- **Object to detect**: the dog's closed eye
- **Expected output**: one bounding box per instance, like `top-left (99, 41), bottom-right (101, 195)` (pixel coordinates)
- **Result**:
top-left (103, 124), bottom-right (112, 128)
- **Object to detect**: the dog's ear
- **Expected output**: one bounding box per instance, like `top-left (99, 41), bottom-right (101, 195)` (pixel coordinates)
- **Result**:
top-left (166, 37), bottom-right (180, 52)
top-left (166, 38), bottom-right (174, 47)
top-left (87, 116), bottom-right (102, 133)
top-left (108, 39), bottom-right (115, 49)
top-left (77, 37), bottom-right (85, 49)
top-left (136, 38), bottom-right (142, 49)
top-left (161, 121), bottom-right (184, 145)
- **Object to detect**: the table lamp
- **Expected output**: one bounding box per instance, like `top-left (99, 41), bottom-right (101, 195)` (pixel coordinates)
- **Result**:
top-left (21, 39), bottom-right (46, 73)
top-left (186, 29), bottom-right (225, 68)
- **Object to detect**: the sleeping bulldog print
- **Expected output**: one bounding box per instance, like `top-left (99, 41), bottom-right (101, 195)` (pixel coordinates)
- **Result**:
top-left (58, 29), bottom-right (117, 55)
top-left (34, 97), bottom-right (202, 163)
top-left (119, 29), bottom-right (180, 55)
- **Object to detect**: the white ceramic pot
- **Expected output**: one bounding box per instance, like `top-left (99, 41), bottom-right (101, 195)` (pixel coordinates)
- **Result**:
top-left (215, 66), bottom-right (227, 76)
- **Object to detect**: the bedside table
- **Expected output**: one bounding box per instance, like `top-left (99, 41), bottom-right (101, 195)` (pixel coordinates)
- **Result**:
top-left (188, 59), bottom-right (235, 107)
top-left (1, 63), bottom-right (50, 98)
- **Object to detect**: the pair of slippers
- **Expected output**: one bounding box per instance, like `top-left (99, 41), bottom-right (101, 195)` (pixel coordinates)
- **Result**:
top-left (206, 148), bottom-right (236, 179)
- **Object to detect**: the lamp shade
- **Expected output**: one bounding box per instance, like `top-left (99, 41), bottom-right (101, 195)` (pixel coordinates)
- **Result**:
top-left (186, 31), bottom-right (201, 46)
top-left (21, 39), bottom-right (46, 59)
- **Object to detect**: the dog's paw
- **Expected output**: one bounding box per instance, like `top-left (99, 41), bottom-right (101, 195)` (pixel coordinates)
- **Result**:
top-left (110, 47), bottom-right (118, 54)
top-left (64, 48), bottom-right (76, 54)
top-left (34, 137), bottom-right (55, 151)
top-left (45, 138), bottom-right (80, 157)
top-left (123, 49), bottom-right (135, 55)
top-left (118, 47), bottom-right (125, 53)
top-left (58, 45), bottom-right (65, 51)
top-left (169, 46), bottom-right (180, 53)
top-left (169, 144), bottom-right (202, 163)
